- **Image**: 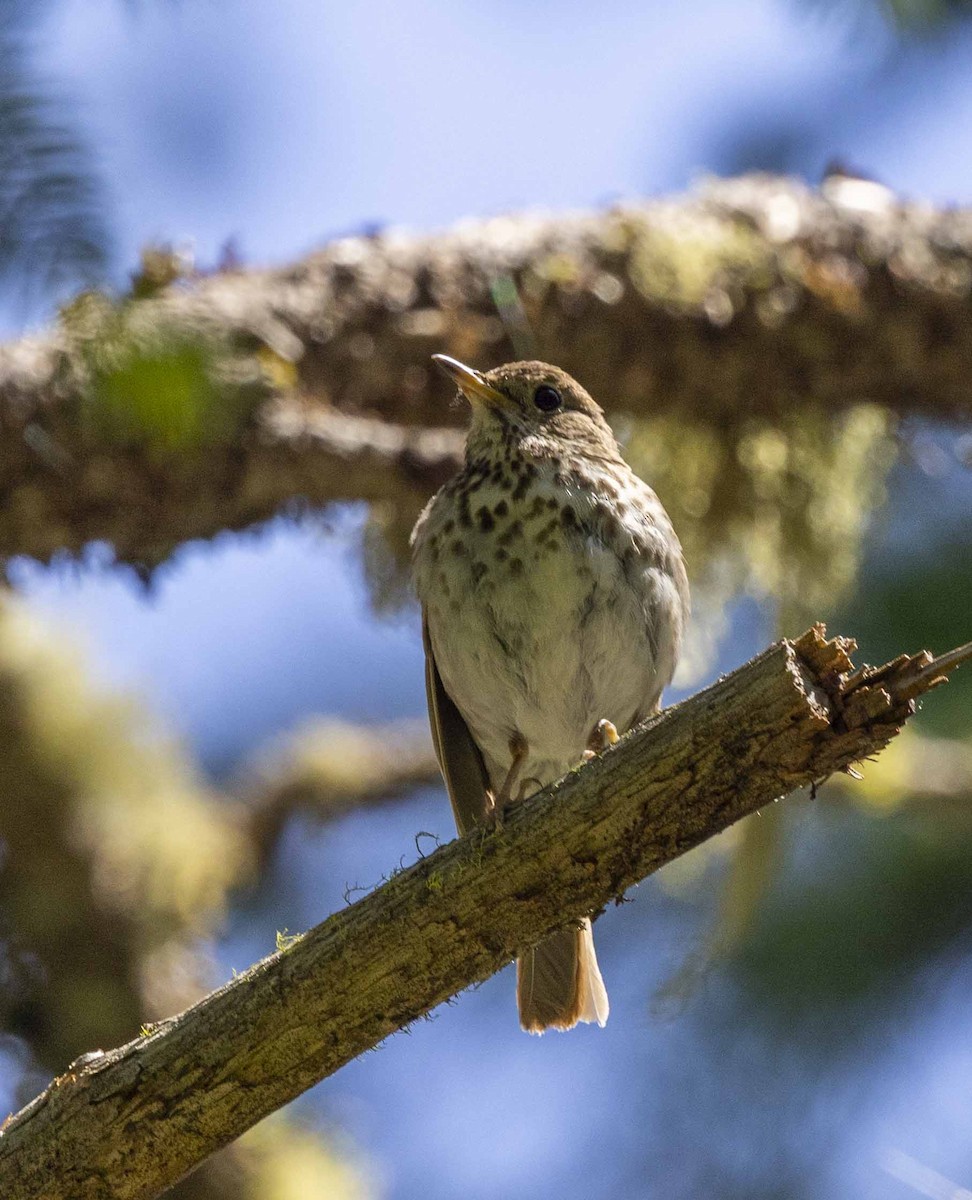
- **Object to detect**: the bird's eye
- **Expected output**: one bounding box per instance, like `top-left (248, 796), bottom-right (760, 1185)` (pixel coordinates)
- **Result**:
top-left (533, 385), bottom-right (562, 413)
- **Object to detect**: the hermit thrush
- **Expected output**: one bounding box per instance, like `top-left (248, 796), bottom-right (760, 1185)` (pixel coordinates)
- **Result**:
top-left (411, 356), bottom-right (689, 1033)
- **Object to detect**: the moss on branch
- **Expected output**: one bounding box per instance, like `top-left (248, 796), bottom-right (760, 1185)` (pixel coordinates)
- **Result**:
top-left (2, 174), bottom-right (972, 569)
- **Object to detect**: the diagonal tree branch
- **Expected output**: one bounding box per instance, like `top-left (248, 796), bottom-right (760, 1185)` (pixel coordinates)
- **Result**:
top-left (3, 173), bottom-right (972, 568)
top-left (1, 626), bottom-right (969, 1200)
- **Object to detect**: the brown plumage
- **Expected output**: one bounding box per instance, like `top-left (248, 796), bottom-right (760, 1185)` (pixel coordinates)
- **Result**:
top-left (412, 355), bottom-right (689, 1033)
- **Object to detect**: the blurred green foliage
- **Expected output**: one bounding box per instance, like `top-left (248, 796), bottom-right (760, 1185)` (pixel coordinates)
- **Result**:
top-left (837, 532), bottom-right (972, 737)
top-left (740, 806), bottom-right (972, 1034)
top-left (85, 334), bottom-right (248, 454)
top-left (803, 0), bottom-right (972, 31)
top-left (625, 404), bottom-right (896, 678)
top-left (89, 337), bottom-right (225, 451)
top-left (60, 290), bottom-right (264, 455)
top-left (868, 0), bottom-right (972, 29)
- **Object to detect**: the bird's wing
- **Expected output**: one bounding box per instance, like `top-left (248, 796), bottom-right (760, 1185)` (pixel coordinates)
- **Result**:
top-left (422, 612), bottom-right (490, 836)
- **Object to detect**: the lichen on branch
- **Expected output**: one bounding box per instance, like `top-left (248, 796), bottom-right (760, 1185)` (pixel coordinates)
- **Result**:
top-left (2, 174), bottom-right (971, 570)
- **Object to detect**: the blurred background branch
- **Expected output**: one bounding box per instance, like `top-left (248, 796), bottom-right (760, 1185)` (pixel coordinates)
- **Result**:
top-left (240, 717), bottom-right (439, 873)
top-left (0, 174), bottom-right (971, 572)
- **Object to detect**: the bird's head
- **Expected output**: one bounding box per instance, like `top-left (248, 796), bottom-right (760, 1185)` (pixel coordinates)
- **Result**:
top-left (432, 355), bottom-right (621, 463)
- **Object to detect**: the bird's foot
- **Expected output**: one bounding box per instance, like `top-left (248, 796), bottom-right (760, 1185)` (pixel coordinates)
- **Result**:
top-left (484, 732), bottom-right (530, 831)
top-left (483, 790), bottom-right (507, 831)
top-left (583, 719), bottom-right (619, 761)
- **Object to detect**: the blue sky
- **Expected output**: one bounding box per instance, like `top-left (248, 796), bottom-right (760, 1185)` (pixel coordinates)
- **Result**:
top-left (34, 0), bottom-right (972, 290)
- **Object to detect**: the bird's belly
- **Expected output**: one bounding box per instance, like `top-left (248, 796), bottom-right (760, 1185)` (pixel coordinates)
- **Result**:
top-left (425, 534), bottom-right (664, 789)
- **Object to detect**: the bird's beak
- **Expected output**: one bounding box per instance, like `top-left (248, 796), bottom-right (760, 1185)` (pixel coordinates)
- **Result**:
top-left (431, 354), bottom-right (513, 411)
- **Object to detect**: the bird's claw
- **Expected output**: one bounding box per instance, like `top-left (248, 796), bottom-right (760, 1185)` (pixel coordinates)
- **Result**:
top-left (483, 791), bottom-right (508, 831)
top-left (585, 719), bottom-right (619, 759)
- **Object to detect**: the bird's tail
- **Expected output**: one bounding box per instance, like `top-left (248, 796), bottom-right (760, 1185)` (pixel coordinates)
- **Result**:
top-left (516, 918), bottom-right (609, 1034)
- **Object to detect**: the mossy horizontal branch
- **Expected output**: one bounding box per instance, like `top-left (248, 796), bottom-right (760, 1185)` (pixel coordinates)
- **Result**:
top-left (0, 625), bottom-right (967, 1200)
top-left (2, 174), bottom-right (972, 568)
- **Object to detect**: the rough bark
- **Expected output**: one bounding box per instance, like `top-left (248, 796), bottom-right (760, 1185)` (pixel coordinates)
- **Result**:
top-left (3, 173), bottom-right (972, 567)
top-left (1, 626), bottom-right (968, 1200)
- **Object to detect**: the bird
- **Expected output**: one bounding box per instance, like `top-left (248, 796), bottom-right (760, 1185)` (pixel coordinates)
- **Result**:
top-left (411, 355), bottom-right (689, 1033)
